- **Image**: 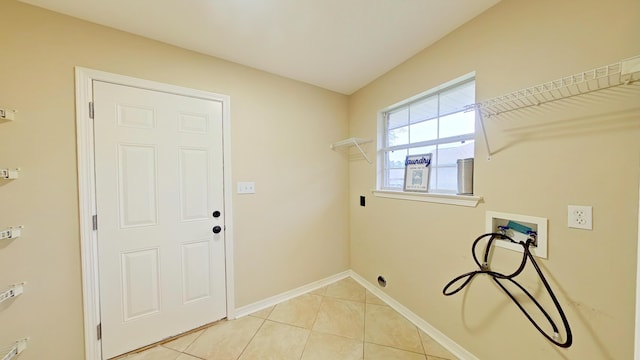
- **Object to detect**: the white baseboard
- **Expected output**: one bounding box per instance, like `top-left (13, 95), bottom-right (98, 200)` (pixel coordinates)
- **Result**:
top-left (234, 270), bottom-right (351, 318)
top-left (348, 270), bottom-right (479, 360)
top-left (233, 269), bottom-right (477, 360)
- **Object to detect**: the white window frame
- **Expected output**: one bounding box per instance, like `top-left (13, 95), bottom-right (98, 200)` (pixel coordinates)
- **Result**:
top-left (373, 72), bottom-right (482, 207)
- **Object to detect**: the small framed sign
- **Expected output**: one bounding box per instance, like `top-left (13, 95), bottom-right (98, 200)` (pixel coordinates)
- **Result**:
top-left (403, 153), bottom-right (432, 192)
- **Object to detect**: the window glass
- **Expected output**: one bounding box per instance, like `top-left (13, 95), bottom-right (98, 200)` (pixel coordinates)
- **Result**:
top-left (439, 111), bottom-right (475, 139)
top-left (408, 145), bottom-right (436, 156)
top-left (388, 126), bottom-right (409, 147)
top-left (409, 96), bottom-right (438, 124)
top-left (409, 119), bottom-right (438, 143)
top-left (438, 141), bottom-right (475, 166)
top-left (439, 80), bottom-right (475, 116)
top-left (386, 149), bottom-right (407, 169)
top-left (435, 166), bottom-right (457, 192)
top-left (380, 77), bottom-right (475, 193)
top-left (387, 107), bottom-right (408, 130)
top-left (387, 168), bottom-right (405, 189)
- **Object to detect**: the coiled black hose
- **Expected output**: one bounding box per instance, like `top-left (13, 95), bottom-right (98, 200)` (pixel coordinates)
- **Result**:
top-left (442, 233), bottom-right (573, 348)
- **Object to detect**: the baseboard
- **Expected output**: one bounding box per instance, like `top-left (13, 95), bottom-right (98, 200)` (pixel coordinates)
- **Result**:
top-left (348, 270), bottom-right (479, 360)
top-left (233, 269), bottom-right (477, 360)
top-left (233, 270), bottom-right (351, 318)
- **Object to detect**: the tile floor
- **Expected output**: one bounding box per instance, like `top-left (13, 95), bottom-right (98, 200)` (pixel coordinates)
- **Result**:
top-left (118, 278), bottom-right (458, 360)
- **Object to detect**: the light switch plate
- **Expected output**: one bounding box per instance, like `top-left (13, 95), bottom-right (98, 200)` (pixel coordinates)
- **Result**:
top-left (237, 182), bottom-right (255, 194)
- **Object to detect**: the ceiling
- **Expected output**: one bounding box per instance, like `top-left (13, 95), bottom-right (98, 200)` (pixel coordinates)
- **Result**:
top-left (20, 0), bottom-right (501, 94)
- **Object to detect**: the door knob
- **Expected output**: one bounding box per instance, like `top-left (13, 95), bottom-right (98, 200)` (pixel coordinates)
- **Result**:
top-left (212, 226), bottom-right (222, 234)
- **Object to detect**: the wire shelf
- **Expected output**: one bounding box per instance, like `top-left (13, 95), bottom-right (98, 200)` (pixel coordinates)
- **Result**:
top-left (469, 55), bottom-right (640, 158)
top-left (330, 137), bottom-right (373, 164)
top-left (472, 55), bottom-right (640, 118)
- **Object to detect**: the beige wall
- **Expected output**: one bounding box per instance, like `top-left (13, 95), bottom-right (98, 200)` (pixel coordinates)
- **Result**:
top-left (349, 0), bottom-right (640, 359)
top-left (2, 0), bottom-right (639, 359)
top-left (0, 1), bottom-right (349, 359)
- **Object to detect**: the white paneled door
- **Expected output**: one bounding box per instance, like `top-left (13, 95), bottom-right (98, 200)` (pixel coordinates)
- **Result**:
top-left (93, 81), bottom-right (227, 359)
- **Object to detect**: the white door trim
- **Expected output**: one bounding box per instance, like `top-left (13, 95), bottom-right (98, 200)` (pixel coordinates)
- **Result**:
top-left (75, 67), bottom-right (235, 360)
top-left (636, 178), bottom-right (640, 360)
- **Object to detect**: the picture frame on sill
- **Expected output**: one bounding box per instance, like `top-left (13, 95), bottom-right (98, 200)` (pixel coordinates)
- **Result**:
top-left (403, 153), bottom-right (432, 193)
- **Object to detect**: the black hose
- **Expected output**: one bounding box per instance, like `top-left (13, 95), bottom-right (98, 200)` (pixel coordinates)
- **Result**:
top-left (442, 233), bottom-right (573, 348)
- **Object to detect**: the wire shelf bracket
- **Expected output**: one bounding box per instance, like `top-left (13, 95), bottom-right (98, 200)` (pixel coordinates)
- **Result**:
top-left (0, 169), bottom-right (20, 180)
top-left (330, 137), bottom-right (373, 164)
top-left (1, 339), bottom-right (28, 360)
top-left (0, 108), bottom-right (16, 121)
top-left (0, 283), bottom-right (25, 304)
top-left (468, 55), bottom-right (640, 159)
top-left (0, 226), bottom-right (23, 241)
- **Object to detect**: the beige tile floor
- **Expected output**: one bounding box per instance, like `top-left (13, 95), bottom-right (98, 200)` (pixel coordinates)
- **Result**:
top-left (118, 278), bottom-right (458, 360)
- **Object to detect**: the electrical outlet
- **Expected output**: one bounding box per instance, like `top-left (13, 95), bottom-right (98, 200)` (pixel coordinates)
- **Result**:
top-left (568, 205), bottom-right (592, 230)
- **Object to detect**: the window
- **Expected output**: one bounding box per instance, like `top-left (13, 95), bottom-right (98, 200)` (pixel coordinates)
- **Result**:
top-left (379, 76), bottom-right (475, 193)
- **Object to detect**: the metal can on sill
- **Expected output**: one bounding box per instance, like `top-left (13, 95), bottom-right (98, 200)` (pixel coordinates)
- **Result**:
top-left (457, 158), bottom-right (474, 195)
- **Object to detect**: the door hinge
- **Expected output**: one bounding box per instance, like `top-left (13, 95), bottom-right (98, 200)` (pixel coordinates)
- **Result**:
top-left (97, 323), bottom-right (102, 340)
top-left (92, 215), bottom-right (98, 231)
top-left (89, 102), bottom-right (94, 119)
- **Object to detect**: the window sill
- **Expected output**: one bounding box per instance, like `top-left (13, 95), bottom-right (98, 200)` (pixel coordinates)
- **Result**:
top-left (371, 189), bottom-right (482, 207)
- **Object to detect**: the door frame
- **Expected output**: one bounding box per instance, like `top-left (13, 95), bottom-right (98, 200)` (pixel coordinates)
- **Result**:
top-left (75, 67), bottom-right (235, 360)
top-left (636, 178), bottom-right (640, 360)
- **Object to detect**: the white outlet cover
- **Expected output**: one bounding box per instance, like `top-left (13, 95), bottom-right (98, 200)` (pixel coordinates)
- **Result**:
top-left (568, 205), bottom-right (592, 230)
top-left (237, 181), bottom-right (256, 194)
